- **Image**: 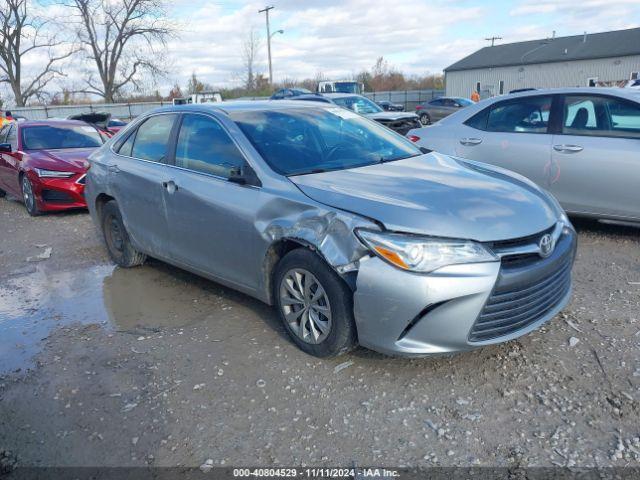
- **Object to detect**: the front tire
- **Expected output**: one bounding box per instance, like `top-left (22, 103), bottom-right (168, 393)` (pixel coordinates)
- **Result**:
top-left (101, 200), bottom-right (147, 268)
top-left (420, 113), bottom-right (431, 125)
top-left (21, 174), bottom-right (40, 216)
top-left (274, 249), bottom-right (357, 357)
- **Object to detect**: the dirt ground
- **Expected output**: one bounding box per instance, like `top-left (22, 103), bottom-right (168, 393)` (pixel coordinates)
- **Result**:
top-left (1, 194), bottom-right (639, 469)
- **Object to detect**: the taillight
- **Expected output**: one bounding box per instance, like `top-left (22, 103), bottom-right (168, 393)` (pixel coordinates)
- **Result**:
top-left (415, 105), bottom-right (423, 110)
top-left (407, 135), bottom-right (420, 143)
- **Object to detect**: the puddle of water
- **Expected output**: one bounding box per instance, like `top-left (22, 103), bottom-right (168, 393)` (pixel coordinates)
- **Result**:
top-left (0, 262), bottom-right (244, 374)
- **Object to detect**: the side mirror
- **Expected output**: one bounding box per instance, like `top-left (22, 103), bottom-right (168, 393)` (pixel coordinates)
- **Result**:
top-left (228, 164), bottom-right (262, 187)
top-left (0, 143), bottom-right (12, 153)
top-left (419, 147), bottom-right (432, 154)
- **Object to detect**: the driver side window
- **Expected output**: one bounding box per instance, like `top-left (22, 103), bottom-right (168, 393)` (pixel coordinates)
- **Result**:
top-left (175, 114), bottom-right (246, 178)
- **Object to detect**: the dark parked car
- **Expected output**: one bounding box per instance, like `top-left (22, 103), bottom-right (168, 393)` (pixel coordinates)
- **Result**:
top-left (68, 112), bottom-right (123, 137)
top-left (270, 88), bottom-right (313, 100)
top-left (415, 97), bottom-right (474, 125)
top-left (323, 93), bottom-right (421, 135)
top-left (377, 100), bottom-right (404, 112)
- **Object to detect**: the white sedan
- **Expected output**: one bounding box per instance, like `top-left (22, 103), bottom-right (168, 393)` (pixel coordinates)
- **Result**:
top-left (407, 87), bottom-right (640, 224)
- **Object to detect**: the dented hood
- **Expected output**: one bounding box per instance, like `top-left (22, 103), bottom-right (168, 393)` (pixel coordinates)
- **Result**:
top-left (289, 153), bottom-right (559, 242)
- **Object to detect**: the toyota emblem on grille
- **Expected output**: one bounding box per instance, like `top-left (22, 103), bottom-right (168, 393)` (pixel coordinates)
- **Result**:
top-left (538, 233), bottom-right (554, 258)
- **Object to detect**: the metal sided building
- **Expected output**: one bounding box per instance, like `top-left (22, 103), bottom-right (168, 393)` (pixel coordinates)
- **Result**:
top-left (444, 28), bottom-right (640, 98)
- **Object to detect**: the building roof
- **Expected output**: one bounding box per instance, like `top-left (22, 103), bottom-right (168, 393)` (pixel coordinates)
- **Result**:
top-left (445, 28), bottom-right (640, 72)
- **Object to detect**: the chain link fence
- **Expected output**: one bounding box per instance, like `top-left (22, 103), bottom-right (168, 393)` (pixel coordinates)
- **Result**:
top-left (9, 89), bottom-right (445, 120)
top-left (364, 89), bottom-right (444, 111)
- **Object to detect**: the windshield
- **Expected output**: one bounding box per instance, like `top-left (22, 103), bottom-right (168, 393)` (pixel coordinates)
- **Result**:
top-left (22, 125), bottom-right (103, 150)
top-left (332, 96), bottom-right (382, 114)
top-left (231, 107), bottom-right (421, 176)
top-left (333, 82), bottom-right (361, 94)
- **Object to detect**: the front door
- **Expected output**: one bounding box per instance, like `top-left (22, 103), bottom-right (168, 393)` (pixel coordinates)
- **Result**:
top-left (161, 113), bottom-right (263, 292)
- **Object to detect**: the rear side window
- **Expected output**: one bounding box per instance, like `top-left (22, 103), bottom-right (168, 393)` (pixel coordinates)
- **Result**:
top-left (563, 95), bottom-right (640, 139)
top-left (175, 114), bottom-right (245, 178)
top-left (117, 130), bottom-right (136, 157)
top-left (486, 96), bottom-right (552, 133)
top-left (464, 108), bottom-right (489, 130)
top-left (130, 114), bottom-right (176, 162)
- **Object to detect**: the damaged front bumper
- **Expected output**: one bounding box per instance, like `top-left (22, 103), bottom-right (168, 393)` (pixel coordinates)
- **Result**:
top-left (353, 227), bottom-right (576, 356)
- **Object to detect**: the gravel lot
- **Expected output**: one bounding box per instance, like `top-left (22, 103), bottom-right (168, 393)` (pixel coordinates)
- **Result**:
top-left (1, 194), bottom-right (639, 469)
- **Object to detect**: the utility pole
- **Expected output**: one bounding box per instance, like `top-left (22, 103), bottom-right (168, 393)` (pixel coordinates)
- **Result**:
top-left (485, 36), bottom-right (502, 47)
top-left (259, 6), bottom-right (275, 84)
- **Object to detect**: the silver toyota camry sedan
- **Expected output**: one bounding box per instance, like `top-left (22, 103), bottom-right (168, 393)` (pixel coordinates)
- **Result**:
top-left (86, 101), bottom-right (576, 357)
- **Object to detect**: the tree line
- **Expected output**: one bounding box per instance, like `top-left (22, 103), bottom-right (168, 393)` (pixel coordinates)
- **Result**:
top-left (1, 0), bottom-right (172, 106)
top-left (1, 0), bottom-right (444, 108)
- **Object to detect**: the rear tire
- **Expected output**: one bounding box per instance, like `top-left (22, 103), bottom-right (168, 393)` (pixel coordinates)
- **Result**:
top-left (420, 113), bottom-right (431, 125)
top-left (274, 249), bottom-right (357, 357)
top-left (21, 174), bottom-right (40, 216)
top-left (101, 200), bottom-right (146, 268)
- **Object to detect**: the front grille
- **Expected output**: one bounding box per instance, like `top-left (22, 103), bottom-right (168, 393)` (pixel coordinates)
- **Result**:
top-left (41, 189), bottom-right (74, 203)
top-left (469, 232), bottom-right (575, 342)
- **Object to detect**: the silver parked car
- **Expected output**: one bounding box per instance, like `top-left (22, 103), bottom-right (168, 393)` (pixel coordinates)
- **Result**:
top-left (408, 88), bottom-right (640, 224)
top-left (415, 97), bottom-right (475, 125)
top-left (86, 102), bottom-right (576, 357)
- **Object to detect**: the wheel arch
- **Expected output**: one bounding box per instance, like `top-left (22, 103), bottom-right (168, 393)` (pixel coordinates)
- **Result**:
top-left (94, 193), bottom-right (115, 220)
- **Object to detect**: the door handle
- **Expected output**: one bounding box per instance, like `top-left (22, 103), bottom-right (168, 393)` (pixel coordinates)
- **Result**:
top-left (108, 165), bottom-right (120, 174)
top-left (162, 180), bottom-right (178, 194)
top-left (460, 137), bottom-right (482, 146)
top-left (553, 144), bottom-right (583, 153)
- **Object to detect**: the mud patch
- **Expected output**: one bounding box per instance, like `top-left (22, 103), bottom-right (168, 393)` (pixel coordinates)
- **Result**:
top-left (0, 261), bottom-right (254, 374)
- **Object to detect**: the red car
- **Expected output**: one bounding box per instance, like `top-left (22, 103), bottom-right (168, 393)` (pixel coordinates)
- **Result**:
top-left (0, 120), bottom-right (104, 215)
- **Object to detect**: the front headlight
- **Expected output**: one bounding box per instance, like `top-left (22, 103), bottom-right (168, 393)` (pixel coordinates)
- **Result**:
top-left (34, 168), bottom-right (75, 178)
top-left (356, 229), bottom-right (498, 273)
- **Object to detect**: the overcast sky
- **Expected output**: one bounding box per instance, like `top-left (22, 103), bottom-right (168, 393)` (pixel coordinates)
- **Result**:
top-left (160, 0), bottom-right (640, 89)
top-left (3, 0), bottom-right (640, 103)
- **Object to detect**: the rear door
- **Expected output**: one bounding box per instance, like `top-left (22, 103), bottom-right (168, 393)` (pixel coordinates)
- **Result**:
top-left (109, 113), bottom-right (178, 258)
top-left (427, 99), bottom-right (447, 121)
top-left (161, 112), bottom-right (263, 291)
top-left (453, 95), bottom-right (555, 187)
top-left (549, 94), bottom-right (640, 219)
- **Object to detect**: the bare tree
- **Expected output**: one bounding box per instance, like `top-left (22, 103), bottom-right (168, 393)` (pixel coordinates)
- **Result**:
top-left (0, 0), bottom-right (73, 106)
top-left (241, 28), bottom-right (261, 92)
top-left (63, 0), bottom-right (173, 103)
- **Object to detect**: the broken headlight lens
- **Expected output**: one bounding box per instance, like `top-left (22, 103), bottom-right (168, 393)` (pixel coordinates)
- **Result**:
top-left (356, 229), bottom-right (498, 273)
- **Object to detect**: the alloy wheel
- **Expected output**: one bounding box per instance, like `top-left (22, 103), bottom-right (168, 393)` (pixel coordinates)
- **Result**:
top-left (420, 114), bottom-right (431, 125)
top-left (22, 176), bottom-right (35, 213)
top-left (279, 268), bottom-right (332, 344)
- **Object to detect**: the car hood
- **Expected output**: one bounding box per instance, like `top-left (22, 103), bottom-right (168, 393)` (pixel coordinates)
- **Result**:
top-left (289, 153), bottom-right (559, 242)
top-left (365, 111), bottom-right (418, 121)
top-left (27, 148), bottom-right (95, 173)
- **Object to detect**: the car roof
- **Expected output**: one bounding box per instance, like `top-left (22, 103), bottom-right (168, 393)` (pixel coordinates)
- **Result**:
top-left (149, 100), bottom-right (339, 116)
top-left (17, 119), bottom-right (93, 128)
top-left (493, 87), bottom-right (640, 100)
